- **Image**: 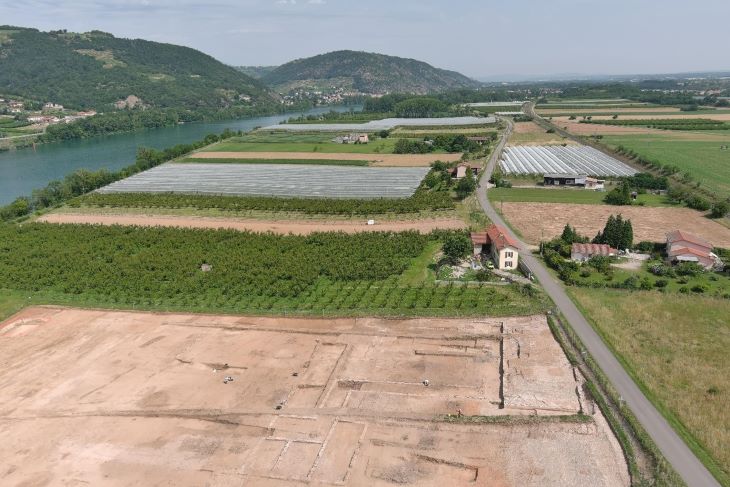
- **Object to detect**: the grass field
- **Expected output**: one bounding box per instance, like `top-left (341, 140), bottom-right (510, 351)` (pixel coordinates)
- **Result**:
top-left (0, 290), bottom-right (30, 322)
top-left (602, 133), bottom-right (730, 196)
top-left (488, 187), bottom-right (673, 207)
top-left (570, 288), bottom-right (730, 484)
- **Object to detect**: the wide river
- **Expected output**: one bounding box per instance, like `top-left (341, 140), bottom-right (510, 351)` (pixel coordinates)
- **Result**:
top-left (0, 105), bottom-right (355, 205)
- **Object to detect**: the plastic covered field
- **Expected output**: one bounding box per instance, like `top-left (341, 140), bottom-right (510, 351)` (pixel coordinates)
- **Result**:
top-left (262, 116), bottom-right (494, 132)
top-left (97, 163), bottom-right (430, 199)
top-left (501, 145), bottom-right (636, 176)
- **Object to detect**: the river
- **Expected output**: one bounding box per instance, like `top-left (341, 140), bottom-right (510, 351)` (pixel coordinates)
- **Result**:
top-left (0, 105), bottom-right (356, 205)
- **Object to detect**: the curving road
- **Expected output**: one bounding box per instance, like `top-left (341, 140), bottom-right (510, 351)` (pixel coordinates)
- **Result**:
top-left (477, 114), bottom-right (720, 487)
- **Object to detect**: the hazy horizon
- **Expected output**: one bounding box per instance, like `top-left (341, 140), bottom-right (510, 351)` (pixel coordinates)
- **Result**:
top-left (2, 0), bottom-right (729, 80)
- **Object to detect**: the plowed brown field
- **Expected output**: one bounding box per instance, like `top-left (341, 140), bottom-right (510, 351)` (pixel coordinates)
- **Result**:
top-left (190, 151), bottom-right (462, 166)
top-left (38, 212), bottom-right (467, 234)
top-left (500, 202), bottom-right (730, 246)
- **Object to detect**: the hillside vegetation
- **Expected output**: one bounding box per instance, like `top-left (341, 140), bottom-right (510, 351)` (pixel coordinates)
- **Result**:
top-left (235, 65), bottom-right (278, 79)
top-left (0, 26), bottom-right (276, 110)
top-left (263, 50), bottom-right (480, 94)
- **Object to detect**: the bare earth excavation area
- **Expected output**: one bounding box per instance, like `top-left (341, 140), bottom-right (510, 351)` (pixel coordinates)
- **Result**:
top-left (0, 307), bottom-right (629, 486)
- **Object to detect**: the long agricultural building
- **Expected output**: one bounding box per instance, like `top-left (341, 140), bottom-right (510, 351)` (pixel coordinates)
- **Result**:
top-left (500, 145), bottom-right (636, 177)
top-left (97, 163), bottom-right (430, 199)
top-left (262, 116), bottom-right (494, 132)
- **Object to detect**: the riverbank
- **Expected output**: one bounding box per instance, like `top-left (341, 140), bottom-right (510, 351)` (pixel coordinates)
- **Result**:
top-left (0, 105), bottom-right (356, 205)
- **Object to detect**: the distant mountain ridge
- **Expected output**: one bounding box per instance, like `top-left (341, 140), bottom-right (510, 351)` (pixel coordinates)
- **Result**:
top-left (235, 65), bottom-right (278, 79)
top-left (262, 50), bottom-right (481, 95)
top-left (0, 26), bottom-right (276, 111)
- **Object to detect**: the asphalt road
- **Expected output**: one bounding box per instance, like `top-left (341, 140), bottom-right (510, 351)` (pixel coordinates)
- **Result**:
top-left (477, 114), bottom-right (721, 487)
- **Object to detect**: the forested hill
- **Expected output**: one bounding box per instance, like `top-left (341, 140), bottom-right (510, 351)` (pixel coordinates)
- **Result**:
top-left (262, 50), bottom-right (481, 94)
top-left (0, 26), bottom-right (277, 110)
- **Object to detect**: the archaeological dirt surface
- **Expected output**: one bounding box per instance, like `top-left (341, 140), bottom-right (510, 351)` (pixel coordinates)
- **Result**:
top-left (0, 307), bottom-right (629, 486)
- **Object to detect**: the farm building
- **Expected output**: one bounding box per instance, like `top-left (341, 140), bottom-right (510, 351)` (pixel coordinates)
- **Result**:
top-left (471, 224), bottom-right (519, 270)
top-left (544, 174), bottom-right (587, 186)
top-left (467, 136), bottom-right (491, 145)
top-left (543, 174), bottom-right (605, 190)
top-left (571, 243), bottom-right (617, 262)
top-left (332, 133), bottom-right (369, 144)
top-left (585, 177), bottom-right (605, 190)
top-left (666, 230), bottom-right (723, 270)
top-left (449, 163), bottom-right (479, 179)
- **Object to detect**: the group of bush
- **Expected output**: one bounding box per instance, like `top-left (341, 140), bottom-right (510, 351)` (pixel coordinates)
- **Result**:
top-left (612, 146), bottom-right (728, 217)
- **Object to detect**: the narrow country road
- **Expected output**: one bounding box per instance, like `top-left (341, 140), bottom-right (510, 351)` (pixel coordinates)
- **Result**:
top-left (476, 113), bottom-right (721, 487)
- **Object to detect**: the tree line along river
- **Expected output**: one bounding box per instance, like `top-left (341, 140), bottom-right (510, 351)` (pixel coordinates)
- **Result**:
top-left (0, 106), bottom-right (355, 205)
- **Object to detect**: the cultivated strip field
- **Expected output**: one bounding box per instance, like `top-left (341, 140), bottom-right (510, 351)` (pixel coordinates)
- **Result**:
top-left (501, 146), bottom-right (636, 176)
top-left (97, 163), bottom-right (430, 199)
top-left (189, 151), bottom-right (462, 166)
top-left (552, 118), bottom-right (668, 135)
top-left (263, 116), bottom-right (494, 131)
top-left (38, 213), bottom-right (467, 233)
top-left (464, 101), bottom-right (525, 107)
top-left (507, 121), bottom-right (578, 146)
top-left (536, 107), bottom-right (681, 115)
top-left (500, 202), bottom-right (730, 246)
top-left (0, 307), bottom-right (629, 486)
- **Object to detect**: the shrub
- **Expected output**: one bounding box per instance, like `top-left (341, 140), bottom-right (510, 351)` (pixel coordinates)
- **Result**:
top-left (455, 170), bottom-right (477, 199)
top-left (635, 241), bottom-right (656, 253)
top-left (475, 269), bottom-right (492, 282)
top-left (685, 195), bottom-right (711, 212)
top-left (654, 279), bottom-right (668, 288)
top-left (710, 201), bottom-right (729, 219)
top-left (442, 234), bottom-right (472, 262)
top-left (393, 138), bottom-right (432, 154)
top-left (622, 276), bottom-right (641, 290)
top-left (588, 255), bottom-right (611, 273)
top-left (691, 284), bottom-right (707, 293)
top-left (580, 269), bottom-right (592, 278)
top-left (604, 181), bottom-right (632, 206)
top-left (640, 277), bottom-right (653, 290)
top-left (676, 262), bottom-right (704, 277)
top-left (649, 263), bottom-right (675, 277)
top-left (519, 283), bottom-right (537, 296)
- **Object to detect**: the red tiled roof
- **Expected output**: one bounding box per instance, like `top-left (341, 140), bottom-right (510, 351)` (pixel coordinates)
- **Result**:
top-left (666, 230), bottom-right (712, 251)
top-left (668, 246), bottom-right (709, 259)
top-left (571, 243), bottom-right (617, 256)
top-left (486, 224), bottom-right (519, 250)
top-left (470, 225), bottom-right (518, 250)
top-left (669, 247), bottom-right (715, 267)
top-left (470, 232), bottom-right (488, 245)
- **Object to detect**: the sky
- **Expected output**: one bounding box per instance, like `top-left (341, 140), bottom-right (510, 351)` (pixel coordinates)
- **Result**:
top-left (2, 0), bottom-right (729, 80)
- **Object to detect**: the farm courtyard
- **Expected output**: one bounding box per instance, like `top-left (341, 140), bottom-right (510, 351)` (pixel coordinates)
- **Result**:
top-left (0, 307), bottom-right (629, 486)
